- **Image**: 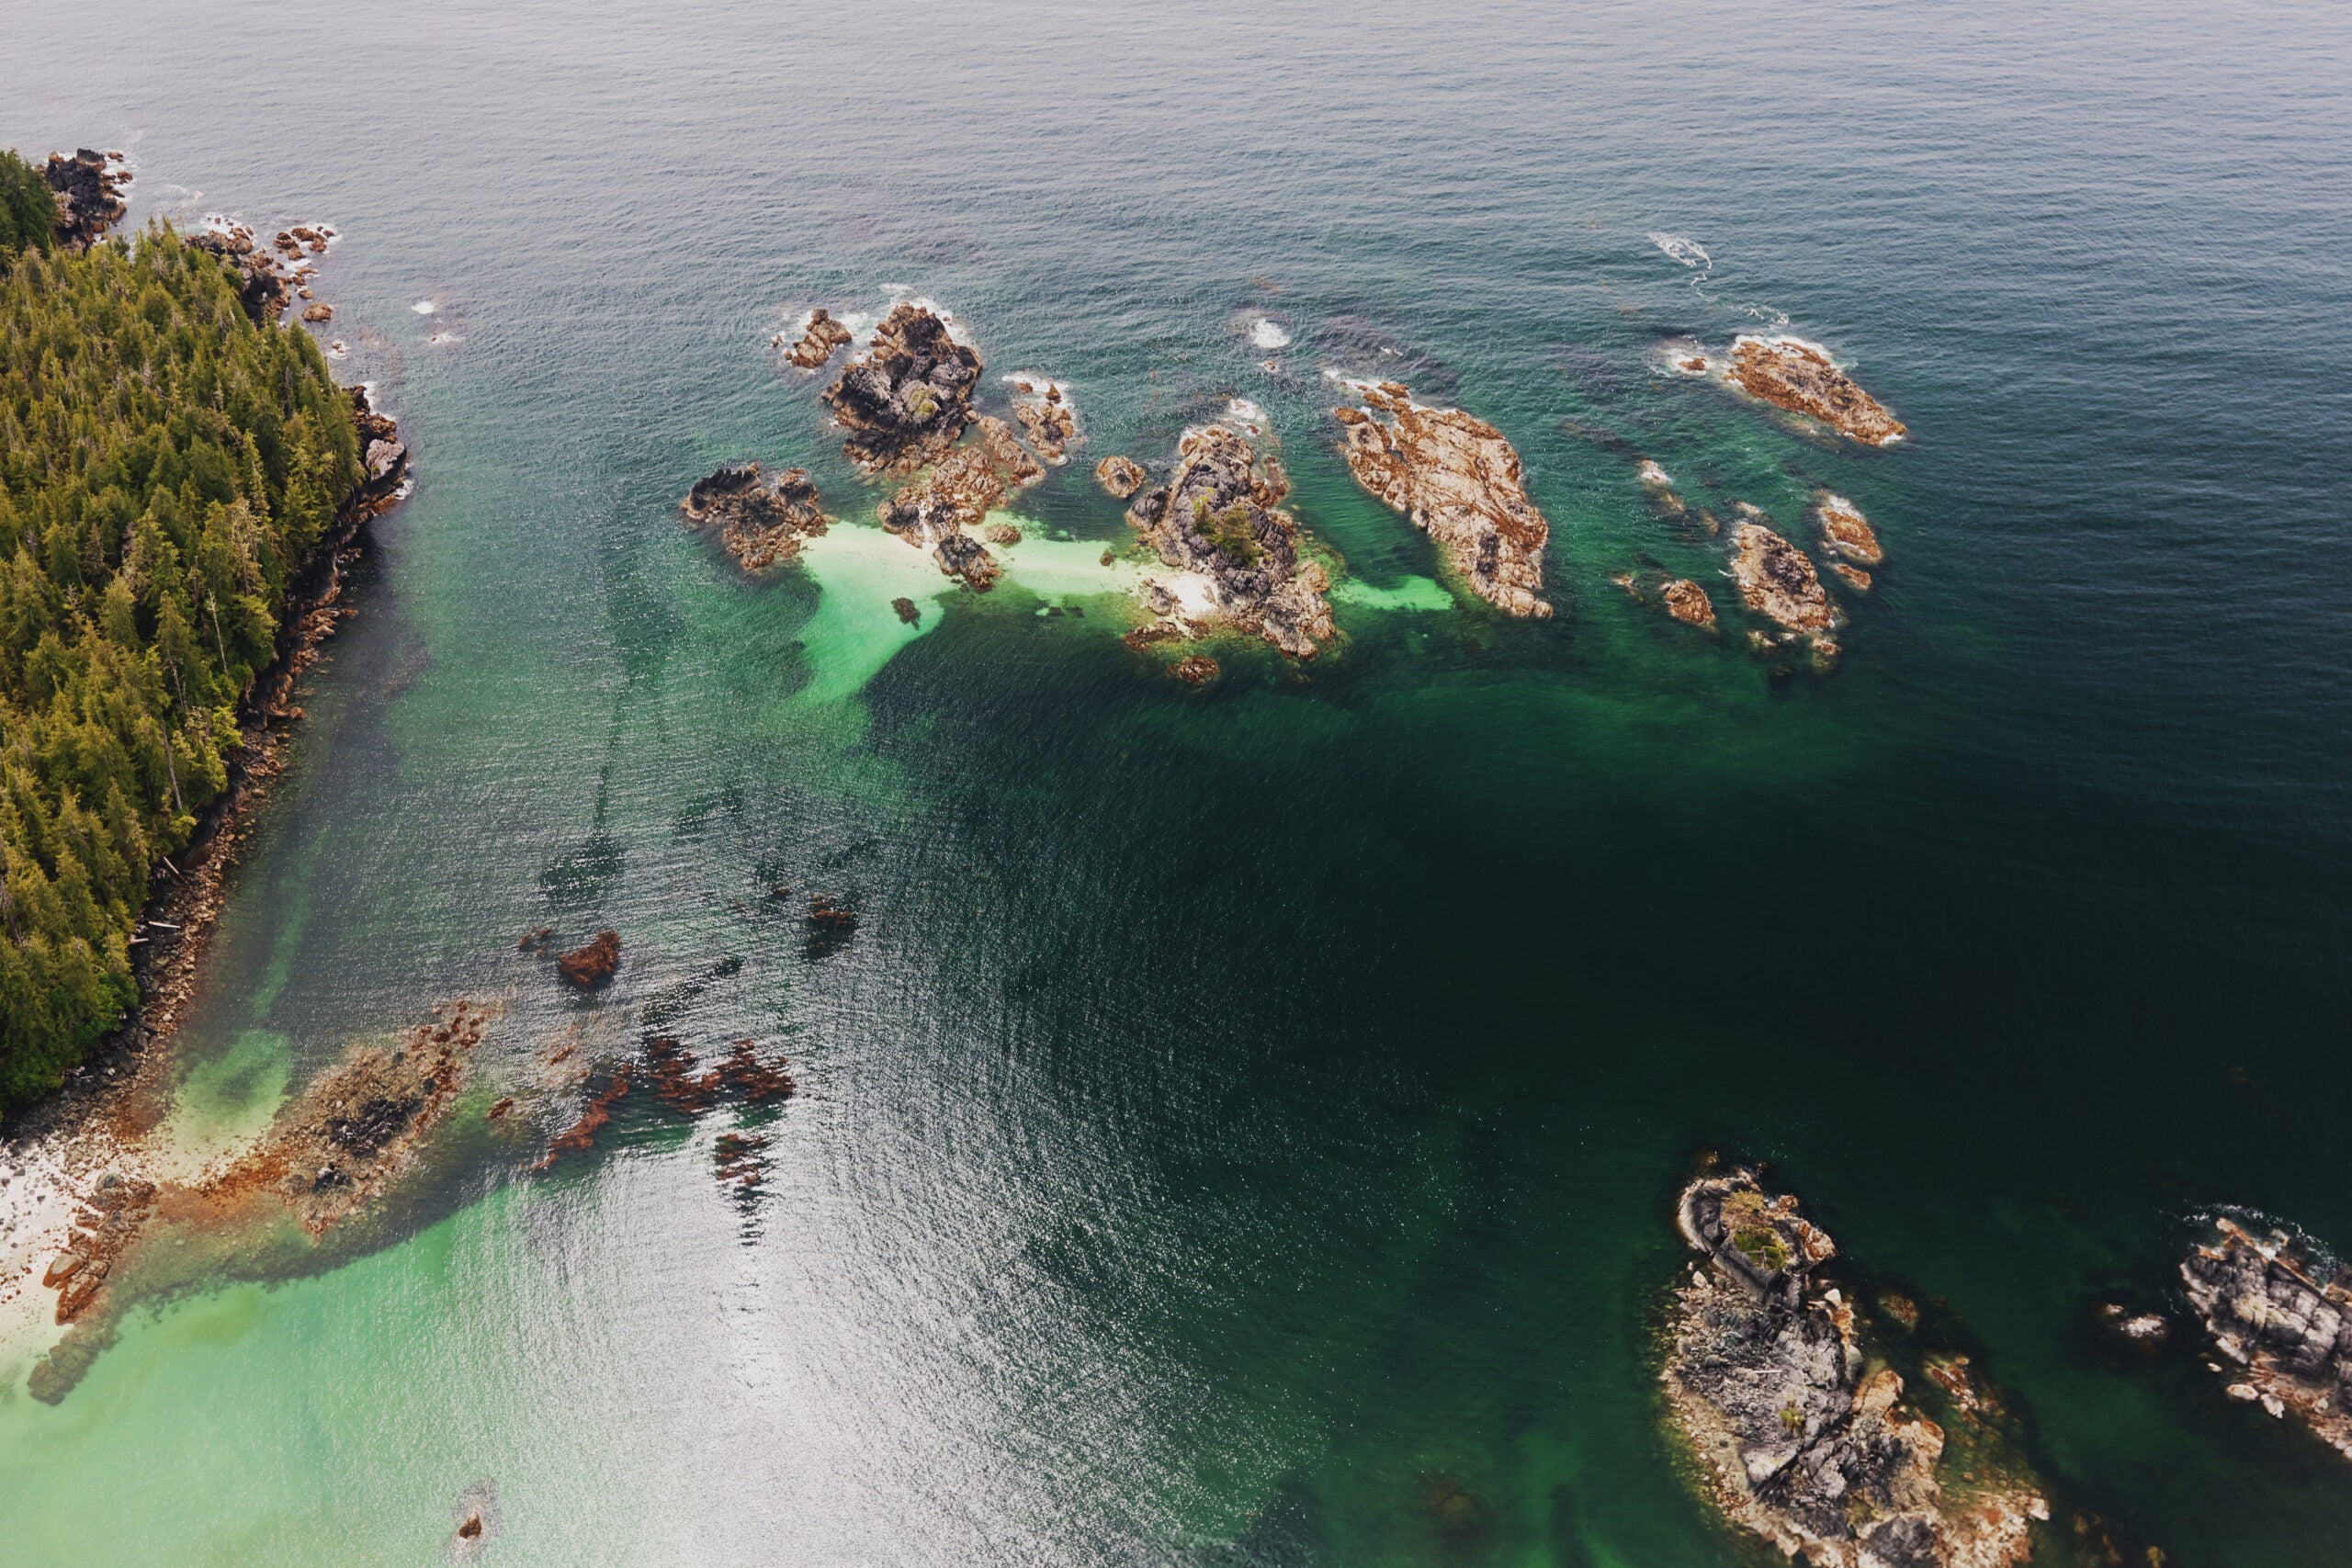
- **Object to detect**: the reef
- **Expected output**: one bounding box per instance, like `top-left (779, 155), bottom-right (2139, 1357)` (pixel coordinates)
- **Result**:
top-left (40, 1001), bottom-right (490, 1333)
top-left (1332, 383), bottom-right (1552, 618)
top-left (42, 149), bottom-right (129, 249)
top-left (892, 596), bottom-right (922, 625)
top-left (1665, 1169), bottom-right (2048, 1568)
top-left (820, 302), bottom-right (983, 474)
top-left (2180, 1217), bottom-right (2352, 1461)
top-left (1729, 519), bottom-right (1840, 669)
top-left (680, 463), bottom-right (832, 573)
top-left (778, 307), bottom-right (854, 368)
top-left (1170, 655), bottom-right (1220, 685)
top-left (1123, 423), bottom-right (1334, 659)
top-left (1816, 493), bottom-right (1885, 569)
top-left (1728, 336), bottom-right (1906, 446)
top-left (1008, 376), bottom-right (1080, 463)
top-left (1095, 455), bottom-right (1148, 499)
top-left (555, 931), bottom-right (622, 989)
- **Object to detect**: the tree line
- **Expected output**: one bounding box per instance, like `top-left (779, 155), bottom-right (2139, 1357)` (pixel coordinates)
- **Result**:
top-left (0, 148), bottom-right (365, 1106)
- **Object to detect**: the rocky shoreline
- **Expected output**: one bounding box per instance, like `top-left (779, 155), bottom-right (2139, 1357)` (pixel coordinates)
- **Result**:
top-left (42, 149), bottom-right (130, 249)
top-left (0, 191), bottom-right (411, 1371)
top-left (1664, 1168), bottom-right (2047, 1568)
top-left (1331, 381), bottom-right (1553, 618)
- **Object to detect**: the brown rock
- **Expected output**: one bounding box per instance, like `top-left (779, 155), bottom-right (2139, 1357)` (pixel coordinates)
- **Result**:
top-left (485, 1097), bottom-right (515, 1121)
top-left (876, 416), bottom-right (1042, 589)
top-left (1728, 520), bottom-right (1838, 643)
top-left (300, 302), bottom-right (334, 322)
top-left (1815, 492), bottom-right (1885, 566)
top-left (780, 307), bottom-right (854, 369)
top-left (1170, 655), bottom-right (1220, 685)
top-left (1661, 579), bottom-right (1716, 629)
top-left (1332, 383), bottom-right (1552, 617)
top-left (1726, 336), bottom-right (1906, 446)
top-left (891, 596), bottom-right (921, 626)
top-left (555, 931), bottom-right (621, 989)
top-left (1095, 455), bottom-right (1148, 499)
top-left (985, 523), bottom-right (1022, 546)
top-left (681, 463), bottom-right (832, 574)
top-left (2182, 1218), bottom-right (2352, 1463)
top-left (1830, 562), bottom-right (1873, 593)
top-left (1010, 377), bottom-right (1080, 463)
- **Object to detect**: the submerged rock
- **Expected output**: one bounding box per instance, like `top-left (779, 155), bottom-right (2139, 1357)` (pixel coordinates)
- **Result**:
top-left (892, 595), bottom-right (922, 626)
top-left (778, 306), bottom-right (854, 368)
top-left (1332, 382), bottom-right (1552, 618)
top-left (1123, 423), bottom-right (1334, 659)
top-left (1728, 336), bottom-right (1907, 446)
top-left (42, 149), bottom-right (129, 249)
top-left (555, 931), bottom-right (621, 989)
top-left (1665, 1169), bottom-right (2048, 1568)
top-left (820, 302), bottom-right (982, 474)
top-left (1094, 455), bottom-right (1148, 500)
top-left (1170, 655), bottom-right (1220, 685)
top-left (1816, 492), bottom-right (1885, 568)
top-left (680, 462), bottom-right (833, 573)
top-left (1729, 520), bottom-right (1840, 665)
top-left (2181, 1217), bottom-right (2352, 1461)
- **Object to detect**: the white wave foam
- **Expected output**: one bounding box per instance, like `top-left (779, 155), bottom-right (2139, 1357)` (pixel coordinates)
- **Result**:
top-left (1649, 232), bottom-right (1712, 272)
top-left (411, 299), bottom-right (437, 315)
top-left (1249, 317), bottom-right (1292, 350)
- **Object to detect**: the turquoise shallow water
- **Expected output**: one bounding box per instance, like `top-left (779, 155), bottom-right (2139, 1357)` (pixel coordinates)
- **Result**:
top-left (6, 1), bottom-right (2352, 1562)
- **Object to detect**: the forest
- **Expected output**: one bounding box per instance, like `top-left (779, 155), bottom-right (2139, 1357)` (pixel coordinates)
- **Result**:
top-left (0, 156), bottom-right (363, 1106)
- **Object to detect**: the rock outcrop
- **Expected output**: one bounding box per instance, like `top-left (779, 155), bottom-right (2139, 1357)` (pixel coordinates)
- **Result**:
top-left (778, 307), bottom-right (854, 368)
top-left (681, 463), bottom-right (832, 572)
top-left (1009, 376), bottom-right (1079, 463)
top-left (1095, 455), bottom-right (1148, 500)
top-left (820, 302), bottom-right (982, 474)
top-left (1666, 1170), bottom-right (2047, 1568)
top-left (877, 416), bottom-right (1045, 590)
top-left (1662, 578), bottom-right (1717, 629)
top-left (2181, 1217), bottom-right (2352, 1461)
top-left (1729, 519), bottom-right (1840, 668)
top-left (1332, 383), bottom-right (1552, 618)
top-left (42, 150), bottom-right (129, 249)
top-left (1123, 423), bottom-right (1335, 659)
top-left (187, 222), bottom-right (295, 326)
top-left (350, 386), bottom-right (410, 499)
top-left (1816, 493), bottom-right (1885, 568)
top-left (1728, 337), bottom-right (1906, 446)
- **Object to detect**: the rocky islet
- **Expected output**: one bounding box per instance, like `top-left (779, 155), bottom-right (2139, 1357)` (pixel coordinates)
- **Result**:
top-left (1664, 1169), bottom-right (2049, 1568)
top-left (681, 463), bottom-right (833, 573)
top-left (1726, 334), bottom-right (1907, 446)
top-left (2180, 1217), bottom-right (2352, 1461)
top-left (1123, 423), bottom-right (1334, 659)
top-left (1331, 381), bottom-right (1553, 618)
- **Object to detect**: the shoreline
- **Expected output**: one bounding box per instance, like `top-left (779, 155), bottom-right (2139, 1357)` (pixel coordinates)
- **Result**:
top-left (0, 386), bottom-right (409, 1372)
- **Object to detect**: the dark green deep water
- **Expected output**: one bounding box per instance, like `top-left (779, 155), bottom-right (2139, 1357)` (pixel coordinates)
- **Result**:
top-left (5, 1), bottom-right (2352, 1562)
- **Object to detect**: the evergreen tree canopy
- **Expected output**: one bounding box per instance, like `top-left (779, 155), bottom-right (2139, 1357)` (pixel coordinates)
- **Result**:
top-left (0, 221), bottom-right (363, 1107)
top-left (0, 152), bottom-right (57, 256)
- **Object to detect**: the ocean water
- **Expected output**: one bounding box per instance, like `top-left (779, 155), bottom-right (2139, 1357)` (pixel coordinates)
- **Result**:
top-left (5, 1), bottom-right (2352, 1562)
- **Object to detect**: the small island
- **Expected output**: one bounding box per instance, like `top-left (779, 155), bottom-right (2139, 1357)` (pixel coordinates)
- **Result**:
top-left (681, 463), bottom-right (833, 573)
top-left (1666, 1169), bottom-right (2047, 1568)
top-left (1728, 335), bottom-right (1907, 446)
top-left (1332, 382), bottom-right (1553, 618)
top-left (1122, 423), bottom-right (1334, 659)
top-left (1729, 516), bottom-right (1842, 670)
